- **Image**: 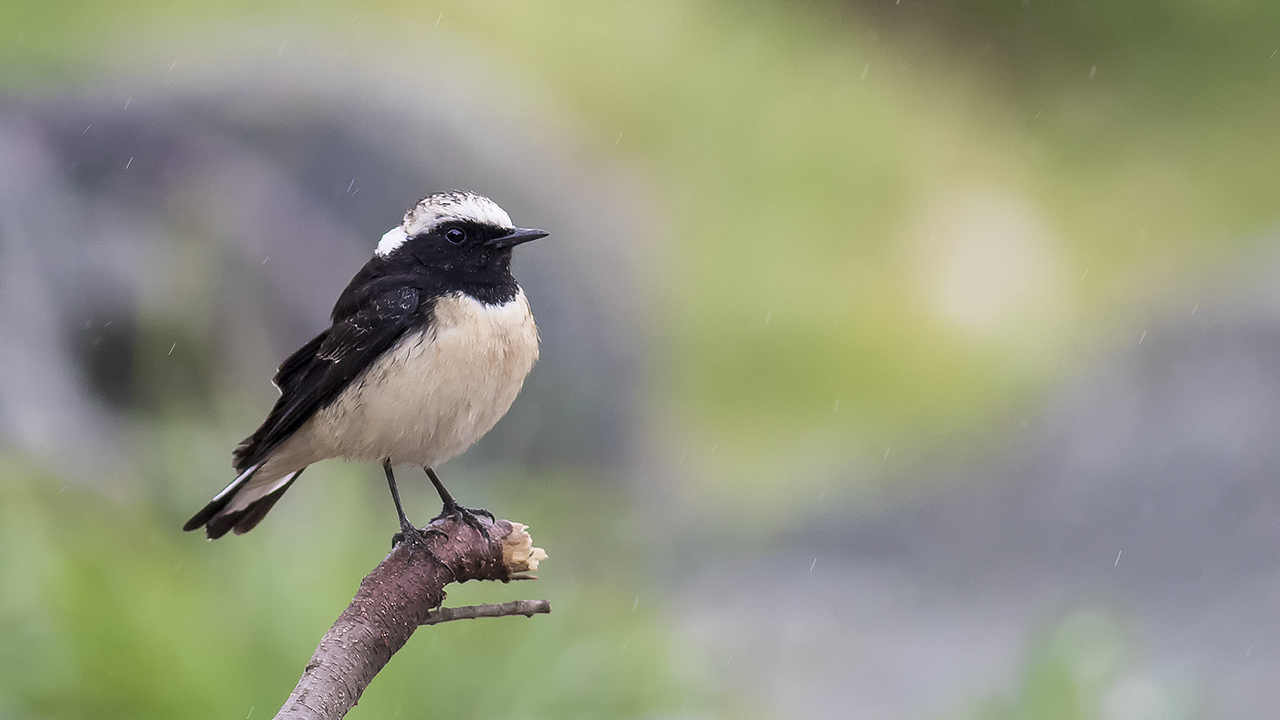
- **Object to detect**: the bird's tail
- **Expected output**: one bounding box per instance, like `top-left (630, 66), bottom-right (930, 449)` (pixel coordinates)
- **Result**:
top-left (183, 463), bottom-right (305, 539)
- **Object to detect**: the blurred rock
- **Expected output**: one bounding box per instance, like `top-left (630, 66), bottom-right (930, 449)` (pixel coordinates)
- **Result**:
top-left (673, 261), bottom-right (1280, 719)
top-left (0, 63), bottom-right (649, 482)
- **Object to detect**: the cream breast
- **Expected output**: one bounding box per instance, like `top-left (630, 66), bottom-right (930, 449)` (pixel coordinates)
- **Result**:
top-left (288, 289), bottom-right (539, 468)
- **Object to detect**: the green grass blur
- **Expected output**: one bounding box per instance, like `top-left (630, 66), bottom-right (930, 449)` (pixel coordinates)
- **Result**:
top-left (958, 612), bottom-right (1197, 720)
top-left (0, 455), bottom-right (705, 719)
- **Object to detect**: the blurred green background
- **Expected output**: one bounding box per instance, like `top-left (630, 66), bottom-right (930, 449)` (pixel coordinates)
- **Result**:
top-left (2, 1), bottom-right (1279, 718)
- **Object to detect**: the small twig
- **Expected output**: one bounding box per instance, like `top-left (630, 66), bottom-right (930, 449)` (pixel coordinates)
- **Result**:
top-left (421, 599), bottom-right (551, 626)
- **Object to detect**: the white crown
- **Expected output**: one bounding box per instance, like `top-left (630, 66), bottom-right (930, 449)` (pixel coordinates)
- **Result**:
top-left (376, 191), bottom-right (514, 257)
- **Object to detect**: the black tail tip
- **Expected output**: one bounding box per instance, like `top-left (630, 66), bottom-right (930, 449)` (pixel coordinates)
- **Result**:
top-left (182, 469), bottom-right (302, 540)
top-left (182, 505), bottom-right (220, 534)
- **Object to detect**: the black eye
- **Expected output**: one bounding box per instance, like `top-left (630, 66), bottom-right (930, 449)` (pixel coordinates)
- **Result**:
top-left (444, 227), bottom-right (467, 245)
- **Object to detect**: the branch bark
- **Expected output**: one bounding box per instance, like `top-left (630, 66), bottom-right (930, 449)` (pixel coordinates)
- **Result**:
top-left (421, 599), bottom-right (551, 626)
top-left (274, 518), bottom-right (549, 720)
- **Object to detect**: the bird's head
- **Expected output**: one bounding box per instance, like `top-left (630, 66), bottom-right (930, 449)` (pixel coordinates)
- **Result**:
top-left (375, 191), bottom-right (546, 280)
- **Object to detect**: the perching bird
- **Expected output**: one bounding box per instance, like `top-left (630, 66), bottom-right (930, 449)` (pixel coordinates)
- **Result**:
top-left (184, 191), bottom-right (546, 542)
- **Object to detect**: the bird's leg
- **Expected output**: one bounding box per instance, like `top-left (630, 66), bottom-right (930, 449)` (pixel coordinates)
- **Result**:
top-left (424, 467), bottom-right (494, 538)
top-left (385, 458), bottom-right (442, 547)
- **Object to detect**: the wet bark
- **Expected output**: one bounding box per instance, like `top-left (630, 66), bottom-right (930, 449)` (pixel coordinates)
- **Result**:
top-left (273, 518), bottom-right (548, 720)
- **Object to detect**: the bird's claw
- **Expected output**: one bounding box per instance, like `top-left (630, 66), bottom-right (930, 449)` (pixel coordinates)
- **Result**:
top-left (392, 524), bottom-right (450, 545)
top-left (431, 503), bottom-right (494, 539)
top-left (391, 523), bottom-right (451, 569)
top-left (391, 525), bottom-right (422, 548)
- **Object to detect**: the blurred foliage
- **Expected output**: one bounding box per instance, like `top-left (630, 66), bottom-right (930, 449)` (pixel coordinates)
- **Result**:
top-left (0, 457), bottom-right (707, 719)
top-left (4, 0), bottom-right (1280, 498)
top-left (360, 0), bottom-right (1280, 503)
top-left (957, 611), bottom-right (1198, 720)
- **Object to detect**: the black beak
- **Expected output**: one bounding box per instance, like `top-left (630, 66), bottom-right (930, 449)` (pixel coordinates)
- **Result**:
top-left (489, 227), bottom-right (549, 249)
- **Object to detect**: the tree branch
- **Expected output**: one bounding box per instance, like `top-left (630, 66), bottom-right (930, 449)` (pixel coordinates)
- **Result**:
top-left (273, 518), bottom-right (549, 720)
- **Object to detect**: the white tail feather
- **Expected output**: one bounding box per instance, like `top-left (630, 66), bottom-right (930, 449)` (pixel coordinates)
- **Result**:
top-left (210, 462), bottom-right (262, 503)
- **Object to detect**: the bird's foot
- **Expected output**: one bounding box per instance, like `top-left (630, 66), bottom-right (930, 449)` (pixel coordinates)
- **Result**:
top-left (391, 522), bottom-right (447, 550)
top-left (391, 525), bottom-right (420, 548)
top-left (431, 502), bottom-right (495, 540)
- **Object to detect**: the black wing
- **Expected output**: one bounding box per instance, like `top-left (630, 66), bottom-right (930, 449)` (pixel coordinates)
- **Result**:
top-left (232, 283), bottom-right (424, 471)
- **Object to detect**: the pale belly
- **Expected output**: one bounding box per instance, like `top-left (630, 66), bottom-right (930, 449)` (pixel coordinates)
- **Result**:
top-left (279, 290), bottom-right (538, 469)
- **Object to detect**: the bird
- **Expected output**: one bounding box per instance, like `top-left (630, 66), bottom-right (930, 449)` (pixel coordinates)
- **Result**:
top-left (183, 190), bottom-right (546, 543)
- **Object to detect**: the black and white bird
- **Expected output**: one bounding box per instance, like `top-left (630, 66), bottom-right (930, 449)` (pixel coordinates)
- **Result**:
top-left (184, 191), bottom-right (546, 542)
